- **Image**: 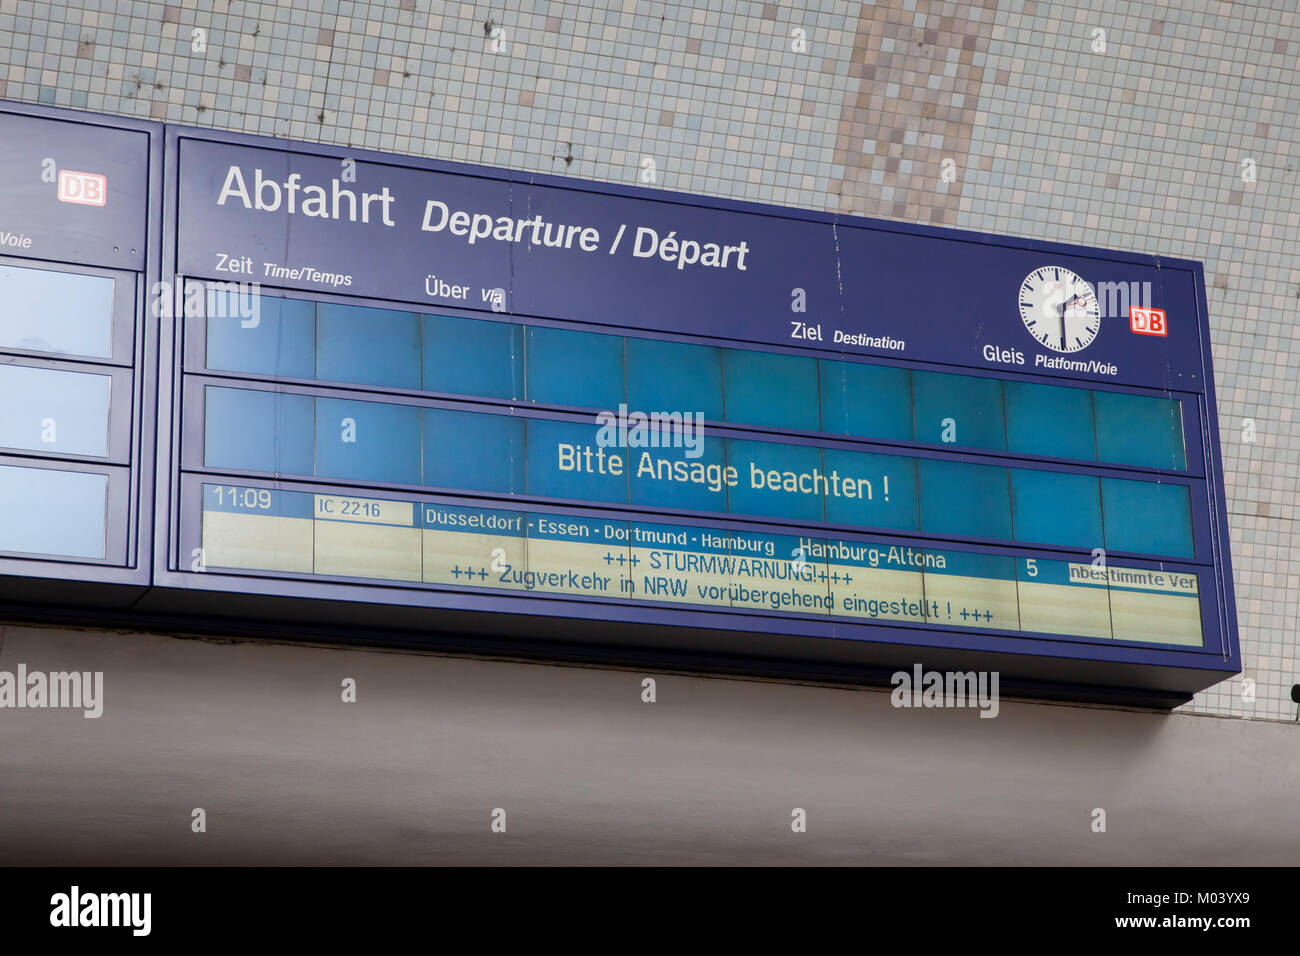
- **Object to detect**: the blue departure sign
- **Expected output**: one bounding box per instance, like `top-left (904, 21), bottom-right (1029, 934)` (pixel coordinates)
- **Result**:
top-left (157, 123), bottom-right (1239, 708)
top-left (0, 101), bottom-right (160, 599)
top-left (0, 102), bottom-right (1240, 707)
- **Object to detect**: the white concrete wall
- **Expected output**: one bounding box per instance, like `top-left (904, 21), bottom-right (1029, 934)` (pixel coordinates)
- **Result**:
top-left (1, 622), bottom-right (1294, 865)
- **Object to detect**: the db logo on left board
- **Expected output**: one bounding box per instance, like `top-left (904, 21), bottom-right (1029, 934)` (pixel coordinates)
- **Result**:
top-left (1129, 306), bottom-right (1167, 337)
top-left (57, 170), bottom-right (107, 206)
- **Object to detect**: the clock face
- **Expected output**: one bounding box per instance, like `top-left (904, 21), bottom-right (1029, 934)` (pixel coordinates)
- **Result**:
top-left (1018, 266), bottom-right (1101, 353)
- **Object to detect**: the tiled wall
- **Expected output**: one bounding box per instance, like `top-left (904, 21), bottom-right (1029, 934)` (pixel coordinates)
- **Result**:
top-left (2, 0), bottom-right (1294, 720)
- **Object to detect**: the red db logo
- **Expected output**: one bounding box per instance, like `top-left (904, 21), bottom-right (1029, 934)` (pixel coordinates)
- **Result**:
top-left (57, 170), bottom-right (107, 206)
top-left (1129, 306), bottom-right (1167, 337)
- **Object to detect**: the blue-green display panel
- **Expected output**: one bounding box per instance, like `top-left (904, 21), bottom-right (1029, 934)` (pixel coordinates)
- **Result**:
top-left (202, 288), bottom-right (1190, 472)
top-left (199, 383), bottom-right (1197, 560)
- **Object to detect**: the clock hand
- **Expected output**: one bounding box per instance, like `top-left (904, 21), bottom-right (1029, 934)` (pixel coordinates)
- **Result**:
top-left (1059, 292), bottom-right (1084, 348)
top-left (1063, 292), bottom-right (1087, 349)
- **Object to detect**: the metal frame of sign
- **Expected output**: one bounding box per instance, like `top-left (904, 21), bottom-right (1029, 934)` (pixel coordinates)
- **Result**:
top-left (0, 101), bottom-right (162, 606)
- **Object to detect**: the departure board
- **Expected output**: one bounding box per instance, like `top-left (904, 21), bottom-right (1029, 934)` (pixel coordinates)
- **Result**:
top-left (0, 103), bottom-right (1239, 707)
top-left (0, 102), bottom-right (159, 596)
top-left (149, 122), bottom-right (1238, 708)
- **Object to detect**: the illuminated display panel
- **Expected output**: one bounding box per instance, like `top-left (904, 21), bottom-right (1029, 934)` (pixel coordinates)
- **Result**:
top-left (0, 264), bottom-right (118, 359)
top-left (190, 379), bottom-right (1198, 562)
top-left (195, 480), bottom-right (1205, 648)
top-left (204, 287), bottom-right (1191, 472)
top-left (148, 122), bottom-right (1238, 707)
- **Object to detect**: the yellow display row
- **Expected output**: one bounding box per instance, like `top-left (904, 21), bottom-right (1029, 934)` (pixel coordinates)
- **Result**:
top-left (200, 501), bottom-right (1203, 647)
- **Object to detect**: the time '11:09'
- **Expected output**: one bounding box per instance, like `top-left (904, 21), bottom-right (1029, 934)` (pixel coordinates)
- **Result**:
top-left (214, 486), bottom-right (272, 510)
